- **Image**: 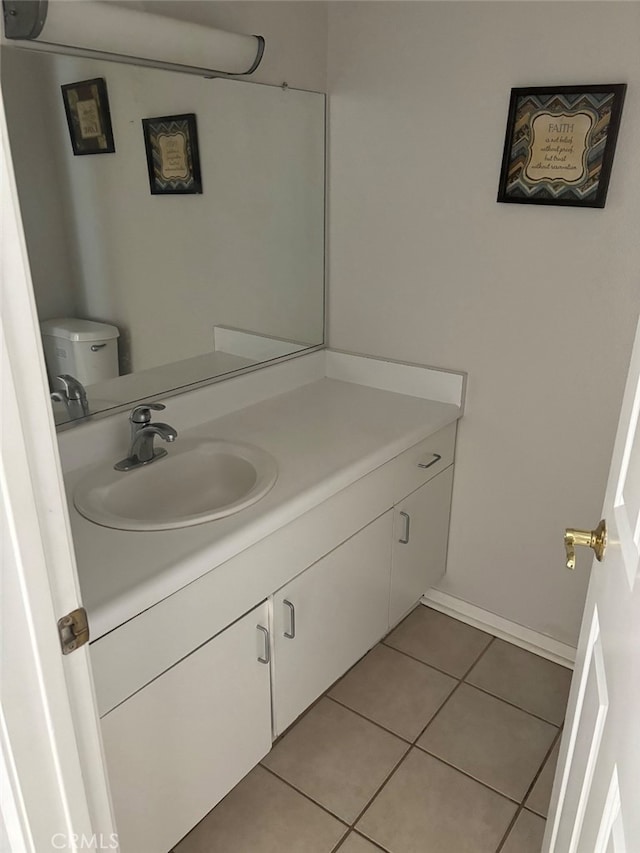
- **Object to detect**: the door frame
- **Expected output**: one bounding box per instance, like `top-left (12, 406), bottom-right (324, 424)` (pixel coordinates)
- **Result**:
top-left (1, 89), bottom-right (116, 850)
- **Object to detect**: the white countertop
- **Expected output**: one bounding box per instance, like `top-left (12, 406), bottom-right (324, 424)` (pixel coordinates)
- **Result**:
top-left (67, 374), bottom-right (461, 640)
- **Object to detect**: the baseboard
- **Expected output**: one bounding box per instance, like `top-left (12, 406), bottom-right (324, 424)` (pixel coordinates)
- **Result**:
top-left (421, 590), bottom-right (576, 670)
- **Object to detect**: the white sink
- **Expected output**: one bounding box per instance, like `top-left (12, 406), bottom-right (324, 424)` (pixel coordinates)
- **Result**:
top-left (74, 438), bottom-right (278, 531)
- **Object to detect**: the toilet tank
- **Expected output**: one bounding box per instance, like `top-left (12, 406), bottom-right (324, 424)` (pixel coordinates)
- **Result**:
top-left (40, 318), bottom-right (120, 389)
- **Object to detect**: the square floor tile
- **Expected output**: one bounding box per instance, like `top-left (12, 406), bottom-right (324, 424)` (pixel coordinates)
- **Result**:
top-left (500, 808), bottom-right (546, 853)
top-left (526, 739), bottom-right (560, 818)
top-left (337, 832), bottom-right (384, 853)
top-left (466, 640), bottom-right (572, 725)
top-left (329, 644), bottom-right (457, 741)
top-left (384, 606), bottom-right (493, 677)
top-left (357, 749), bottom-right (517, 853)
top-left (174, 765), bottom-right (346, 853)
top-left (262, 698), bottom-right (408, 823)
top-left (417, 683), bottom-right (557, 801)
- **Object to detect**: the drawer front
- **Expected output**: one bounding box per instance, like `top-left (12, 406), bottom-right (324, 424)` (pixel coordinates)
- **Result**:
top-left (391, 421), bottom-right (457, 503)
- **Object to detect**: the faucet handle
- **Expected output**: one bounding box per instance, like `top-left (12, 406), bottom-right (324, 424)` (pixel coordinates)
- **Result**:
top-left (130, 402), bottom-right (165, 425)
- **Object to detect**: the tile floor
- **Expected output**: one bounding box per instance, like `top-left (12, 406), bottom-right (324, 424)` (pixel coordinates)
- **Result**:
top-left (174, 606), bottom-right (572, 853)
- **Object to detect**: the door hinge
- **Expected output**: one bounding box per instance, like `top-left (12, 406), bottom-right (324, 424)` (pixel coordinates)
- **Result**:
top-left (57, 607), bottom-right (90, 655)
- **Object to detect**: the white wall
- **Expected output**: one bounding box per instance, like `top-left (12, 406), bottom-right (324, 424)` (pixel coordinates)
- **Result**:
top-left (328, 1), bottom-right (640, 647)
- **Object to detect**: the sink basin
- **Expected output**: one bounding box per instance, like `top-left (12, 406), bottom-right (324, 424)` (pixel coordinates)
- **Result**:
top-left (74, 438), bottom-right (278, 531)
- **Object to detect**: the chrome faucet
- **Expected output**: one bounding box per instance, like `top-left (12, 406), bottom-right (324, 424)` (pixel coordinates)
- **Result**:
top-left (114, 403), bottom-right (178, 471)
top-left (51, 374), bottom-right (89, 418)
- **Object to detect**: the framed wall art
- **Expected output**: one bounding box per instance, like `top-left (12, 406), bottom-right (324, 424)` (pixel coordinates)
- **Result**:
top-left (497, 84), bottom-right (626, 208)
top-left (61, 78), bottom-right (115, 155)
top-left (142, 113), bottom-right (202, 195)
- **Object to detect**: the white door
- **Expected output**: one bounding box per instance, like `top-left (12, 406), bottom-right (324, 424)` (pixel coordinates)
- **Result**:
top-left (544, 319), bottom-right (640, 850)
top-left (1, 92), bottom-right (115, 849)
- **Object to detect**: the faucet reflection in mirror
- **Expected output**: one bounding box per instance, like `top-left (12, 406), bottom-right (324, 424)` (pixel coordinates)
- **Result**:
top-left (50, 374), bottom-right (89, 420)
top-left (1, 20), bottom-right (325, 429)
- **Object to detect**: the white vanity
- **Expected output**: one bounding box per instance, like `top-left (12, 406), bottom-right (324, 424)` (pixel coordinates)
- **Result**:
top-left (59, 349), bottom-right (465, 853)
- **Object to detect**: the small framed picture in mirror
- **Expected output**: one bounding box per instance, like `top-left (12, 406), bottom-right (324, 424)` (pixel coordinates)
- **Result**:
top-left (61, 78), bottom-right (115, 156)
top-left (142, 113), bottom-right (203, 195)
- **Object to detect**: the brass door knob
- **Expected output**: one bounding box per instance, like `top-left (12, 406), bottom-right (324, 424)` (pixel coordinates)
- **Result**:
top-left (564, 519), bottom-right (607, 570)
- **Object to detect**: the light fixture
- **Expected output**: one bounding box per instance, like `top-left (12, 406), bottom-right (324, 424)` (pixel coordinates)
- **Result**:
top-left (2, 0), bottom-right (265, 77)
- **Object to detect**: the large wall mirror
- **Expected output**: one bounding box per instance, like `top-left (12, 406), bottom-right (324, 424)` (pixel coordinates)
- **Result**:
top-left (1, 47), bottom-right (325, 426)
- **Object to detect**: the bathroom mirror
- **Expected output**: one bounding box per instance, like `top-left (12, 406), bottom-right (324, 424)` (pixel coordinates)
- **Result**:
top-left (1, 47), bottom-right (325, 426)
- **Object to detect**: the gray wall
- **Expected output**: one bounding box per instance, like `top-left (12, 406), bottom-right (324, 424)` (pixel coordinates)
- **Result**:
top-left (327, 1), bottom-right (640, 647)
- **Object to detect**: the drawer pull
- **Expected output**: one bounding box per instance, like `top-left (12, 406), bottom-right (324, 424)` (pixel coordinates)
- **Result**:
top-left (418, 453), bottom-right (442, 470)
top-left (257, 625), bottom-right (270, 664)
top-left (399, 511), bottom-right (411, 544)
top-left (283, 599), bottom-right (296, 639)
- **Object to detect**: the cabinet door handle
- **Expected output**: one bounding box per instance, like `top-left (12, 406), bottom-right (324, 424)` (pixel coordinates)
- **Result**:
top-left (283, 599), bottom-right (296, 639)
top-left (399, 511), bottom-right (411, 544)
top-left (257, 625), bottom-right (270, 664)
top-left (418, 453), bottom-right (442, 469)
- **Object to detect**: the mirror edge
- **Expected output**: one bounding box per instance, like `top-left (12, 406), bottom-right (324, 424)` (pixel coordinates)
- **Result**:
top-left (54, 345), bottom-right (328, 432)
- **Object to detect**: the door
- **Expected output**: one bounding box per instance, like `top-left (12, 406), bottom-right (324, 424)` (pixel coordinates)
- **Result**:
top-left (1, 94), bottom-right (115, 849)
top-left (390, 466), bottom-right (454, 627)
top-left (101, 603), bottom-right (272, 853)
top-left (272, 512), bottom-right (393, 736)
top-left (545, 320), bottom-right (640, 850)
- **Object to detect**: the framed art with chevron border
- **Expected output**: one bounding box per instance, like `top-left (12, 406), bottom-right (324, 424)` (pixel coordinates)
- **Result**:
top-left (142, 113), bottom-right (202, 195)
top-left (497, 84), bottom-right (626, 208)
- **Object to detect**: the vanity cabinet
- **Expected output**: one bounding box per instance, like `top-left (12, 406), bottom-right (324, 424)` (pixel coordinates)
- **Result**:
top-left (271, 511), bottom-right (393, 736)
top-left (92, 421), bottom-right (459, 852)
top-left (390, 466), bottom-right (454, 627)
top-left (100, 602), bottom-right (272, 853)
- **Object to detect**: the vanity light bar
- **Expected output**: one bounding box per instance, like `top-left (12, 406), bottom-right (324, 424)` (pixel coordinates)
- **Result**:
top-left (2, 0), bottom-right (265, 77)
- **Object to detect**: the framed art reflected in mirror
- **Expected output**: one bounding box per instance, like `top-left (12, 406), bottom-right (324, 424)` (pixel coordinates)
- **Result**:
top-left (61, 77), bottom-right (115, 155)
top-left (142, 113), bottom-right (202, 195)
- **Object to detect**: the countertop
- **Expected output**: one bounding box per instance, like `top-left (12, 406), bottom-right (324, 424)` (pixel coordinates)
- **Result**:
top-left (67, 377), bottom-right (461, 640)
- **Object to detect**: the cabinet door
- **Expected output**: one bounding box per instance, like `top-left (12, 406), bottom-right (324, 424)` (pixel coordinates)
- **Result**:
top-left (272, 511), bottom-right (393, 736)
top-left (390, 465), bottom-right (454, 627)
top-left (100, 602), bottom-right (272, 853)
